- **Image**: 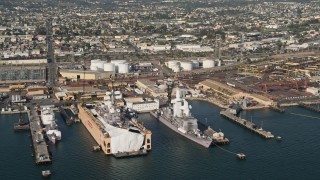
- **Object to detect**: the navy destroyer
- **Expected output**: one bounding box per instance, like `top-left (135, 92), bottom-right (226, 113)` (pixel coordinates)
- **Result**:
top-left (151, 88), bottom-right (217, 148)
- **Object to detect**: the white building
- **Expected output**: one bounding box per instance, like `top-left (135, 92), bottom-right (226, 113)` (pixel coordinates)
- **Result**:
top-left (306, 87), bottom-right (319, 96)
top-left (125, 97), bottom-right (159, 112)
top-left (176, 44), bottom-right (214, 52)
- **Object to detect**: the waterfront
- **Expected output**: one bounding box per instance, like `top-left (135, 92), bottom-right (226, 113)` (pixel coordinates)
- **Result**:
top-left (1, 101), bottom-right (320, 179)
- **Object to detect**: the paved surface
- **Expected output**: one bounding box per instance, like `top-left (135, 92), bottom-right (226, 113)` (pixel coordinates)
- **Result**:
top-left (28, 107), bottom-right (51, 164)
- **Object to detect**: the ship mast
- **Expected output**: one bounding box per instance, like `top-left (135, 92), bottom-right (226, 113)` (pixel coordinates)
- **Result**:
top-left (166, 81), bottom-right (174, 106)
top-left (166, 72), bottom-right (178, 106)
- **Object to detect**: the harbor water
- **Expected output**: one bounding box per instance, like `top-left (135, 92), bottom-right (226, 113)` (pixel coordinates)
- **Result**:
top-left (1, 101), bottom-right (320, 179)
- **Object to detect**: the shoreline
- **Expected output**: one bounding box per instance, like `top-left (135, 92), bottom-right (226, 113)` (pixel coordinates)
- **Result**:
top-left (187, 97), bottom-right (320, 110)
top-left (186, 97), bottom-right (228, 109)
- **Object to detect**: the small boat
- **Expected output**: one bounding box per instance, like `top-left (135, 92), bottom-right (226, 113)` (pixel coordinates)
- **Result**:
top-left (276, 136), bottom-right (282, 141)
top-left (93, 146), bottom-right (101, 152)
top-left (42, 170), bottom-right (51, 177)
top-left (236, 153), bottom-right (246, 160)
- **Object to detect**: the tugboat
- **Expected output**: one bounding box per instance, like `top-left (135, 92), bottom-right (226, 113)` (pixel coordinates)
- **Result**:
top-left (14, 102), bottom-right (29, 131)
top-left (236, 153), bottom-right (246, 160)
top-left (276, 136), bottom-right (282, 141)
top-left (92, 146), bottom-right (101, 152)
top-left (42, 170), bottom-right (51, 178)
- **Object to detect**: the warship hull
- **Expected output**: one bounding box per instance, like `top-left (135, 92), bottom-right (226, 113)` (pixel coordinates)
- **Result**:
top-left (151, 111), bottom-right (212, 148)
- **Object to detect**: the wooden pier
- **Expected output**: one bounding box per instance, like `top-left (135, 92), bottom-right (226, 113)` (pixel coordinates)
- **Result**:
top-left (28, 108), bottom-right (52, 165)
top-left (220, 110), bottom-right (274, 139)
top-left (298, 103), bottom-right (320, 113)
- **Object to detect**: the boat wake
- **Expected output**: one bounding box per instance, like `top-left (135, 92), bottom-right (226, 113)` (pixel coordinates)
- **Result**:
top-left (289, 112), bottom-right (320, 120)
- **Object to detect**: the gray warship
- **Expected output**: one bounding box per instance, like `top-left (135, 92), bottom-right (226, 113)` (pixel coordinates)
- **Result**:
top-left (151, 88), bottom-right (214, 148)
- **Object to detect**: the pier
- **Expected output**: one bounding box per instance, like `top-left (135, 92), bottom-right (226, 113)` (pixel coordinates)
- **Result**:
top-left (269, 105), bottom-right (285, 113)
top-left (298, 103), bottom-right (320, 113)
top-left (28, 108), bottom-right (52, 165)
top-left (220, 110), bottom-right (274, 139)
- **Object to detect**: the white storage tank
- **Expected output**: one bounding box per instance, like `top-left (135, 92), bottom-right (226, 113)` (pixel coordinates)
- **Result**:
top-left (191, 60), bottom-right (199, 68)
top-left (90, 60), bottom-right (98, 71)
top-left (203, 59), bottom-right (215, 68)
top-left (217, 60), bottom-right (222, 66)
top-left (180, 61), bottom-right (193, 71)
top-left (90, 59), bottom-right (103, 71)
top-left (91, 59), bottom-right (101, 63)
top-left (167, 60), bottom-right (179, 69)
top-left (103, 63), bottom-right (115, 72)
top-left (95, 61), bottom-right (105, 71)
top-left (110, 60), bottom-right (127, 65)
top-left (118, 63), bottom-right (129, 73)
top-left (172, 64), bottom-right (180, 72)
top-left (90, 65), bottom-right (98, 71)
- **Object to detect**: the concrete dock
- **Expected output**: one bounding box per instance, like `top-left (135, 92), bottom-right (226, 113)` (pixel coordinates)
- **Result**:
top-left (269, 105), bottom-right (285, 113)
top-left (28, 108), bottom-right (52, 164)
top-left (220, 110), bottom-right (274, 139)
top-left (299, 103), bottom-right (320, 113)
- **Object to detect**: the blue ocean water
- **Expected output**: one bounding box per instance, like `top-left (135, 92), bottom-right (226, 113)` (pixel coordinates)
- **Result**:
top-left (0, 101), bottom-right (320, 179)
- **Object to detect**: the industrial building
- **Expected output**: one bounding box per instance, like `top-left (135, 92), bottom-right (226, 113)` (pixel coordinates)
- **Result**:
top-left (124, 97), bottom-right (159, 112)
top-left (306, 87), bottom-right (320, 96)
top-left (197, 79), bottom-right (273, 106)
top-left (59, 69), bottom-right (114, 80)
top-left (136, 79), bottom-right (167, 97)
top-left (0, 65), bottom-right (46, 84)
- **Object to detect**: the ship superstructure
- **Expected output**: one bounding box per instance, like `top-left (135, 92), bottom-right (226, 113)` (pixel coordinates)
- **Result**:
top-left (40, 108), bottom-right (61, 144)
top-left (78, 90), bottom-right (152, 157)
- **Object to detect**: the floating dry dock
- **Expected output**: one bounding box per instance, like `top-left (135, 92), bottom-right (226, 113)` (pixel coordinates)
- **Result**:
top-left (28, 108), bottom-right (51, 164)
top-left (220, 110), bottom-right (274, 139)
